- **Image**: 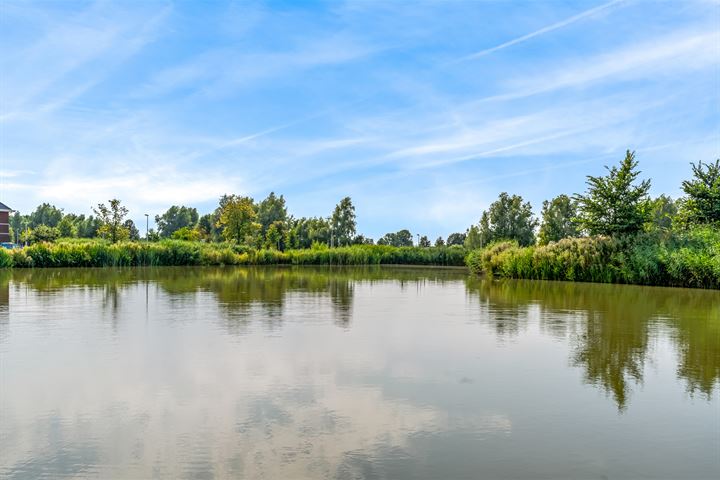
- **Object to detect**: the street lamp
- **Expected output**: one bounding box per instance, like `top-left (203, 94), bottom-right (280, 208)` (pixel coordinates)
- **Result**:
top-left (416, 233), bottom-right (420, 247)
top-left (144, 214), bottom-right (149, 241)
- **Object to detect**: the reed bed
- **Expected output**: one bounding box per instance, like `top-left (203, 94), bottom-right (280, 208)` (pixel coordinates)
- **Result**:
top-left (0, 241), bottom-right (467, 268)
top-left (466, 227), bottom-right (720, 289)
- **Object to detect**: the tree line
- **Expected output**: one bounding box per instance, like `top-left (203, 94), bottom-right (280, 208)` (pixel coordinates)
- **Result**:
top-left (467, 152), bottom-right (718, 248)
top-left (7, 152), bottom-right (719, 249)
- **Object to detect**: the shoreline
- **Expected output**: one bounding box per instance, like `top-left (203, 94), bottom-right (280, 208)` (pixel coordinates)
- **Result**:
top-left (2, 230), bottom-right (718, 290)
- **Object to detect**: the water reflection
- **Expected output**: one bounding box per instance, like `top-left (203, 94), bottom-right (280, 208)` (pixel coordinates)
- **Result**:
top-left (0, 270), bottom-right (9, 344)
top-left (466, 278), bottom-right (720, 409)
top-left (1, 267), bottom-right (718, 479)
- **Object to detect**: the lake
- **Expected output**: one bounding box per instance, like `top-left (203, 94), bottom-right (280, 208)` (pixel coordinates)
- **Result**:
top-left (0, 266), bottom-right (718, 479)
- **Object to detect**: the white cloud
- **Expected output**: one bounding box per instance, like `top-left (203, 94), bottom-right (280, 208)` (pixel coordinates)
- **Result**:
top-left (0, 2), bottom-right (171, 122)
top-left (486, 29), bottom-right (719, 102)
top-left (5, 165), bottom-right (242, 218)
top-left (454, 0), bottom-right (626, 62)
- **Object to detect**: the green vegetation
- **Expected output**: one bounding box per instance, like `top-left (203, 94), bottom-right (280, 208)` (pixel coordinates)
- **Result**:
top-left (377, 229), bottom-right (414, 247)
top-left (574, 150), bottom-right (651, 236)
top-left (330, 196), bottom-right (356, 246)
top-left (467, 153), bottom-right (720, 289)
top-left (3, 151), bottom-right (717, 289)
top-left (467, 227), bottom-right (719, 289)
top-left (0, 241), bottom-right (466, 268)
top-left (478, 192), bottom-right (538, 246)
top-left (678, 159), bottom-right (720, 226)
top-left (217, 195), bottom-right (261, 244)
top-left (155, 205), bottom-right (199, 238)
top-left (538, 194), bottom-right (579, 245)
top-left (93, 199), bottom-right (131, 243)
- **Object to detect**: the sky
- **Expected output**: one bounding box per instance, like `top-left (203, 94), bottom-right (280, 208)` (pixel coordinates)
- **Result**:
top-left (0, 0), bottom-right (718, 240)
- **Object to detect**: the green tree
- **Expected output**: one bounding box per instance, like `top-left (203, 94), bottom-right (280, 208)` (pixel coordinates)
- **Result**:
top-left (574, 150), bottom-right (651, 236)
top-left (217, 195), bottom-right (260, 244)
top-left (434, 236), bottom-right (445, 247)
top-left (257, 192), bottom-right (287, 234)
top-left (478, 192), bottom-right (538, 246)
top-left (172, 226), bottom-right (201, 241)
top-left (197, 213), bottom-right (216, 240)
top-left (288, 217), bottom-right (330, 249)
top-left (351, 234), bottom-right (374, 245)
top-left (201, 195), bottom-right (234, 242)
top-left (30, 225), bottom-right (60, 243)
top-left (155, 205), bottom-right (199, 238)
top-left (29, 203), bottom-right (63, 228)
top-left (331, 197), bottom-right (356, 246)
top-left (377, 229), bottom-right (413, 247)
top-left (464, 225), bottom-right (483, 249)
top-left (76, 215), bottom-right (102, 238)
top-left (647, 195), bottom-right (677, 231)
top-left (93, 199), bottom-right (130, 243)
top-left (265, 220), bottom-right (288, 250)
top-left (679, 159), bottom-right (720, 225)
top-left (10, 212), bottom-right (28, 244)
top-left (446, 232), bottom-right (466, 246)
top-left (57, 215), bottom-right (78, 238)
top-left (124, 220), bottom-right (140, 241)
top-left (419, 235), bottom-right (431, 247)
top-left (147, 229), bottom-right (160, 242)
top-left (538, 194), bottom-right (579, 245)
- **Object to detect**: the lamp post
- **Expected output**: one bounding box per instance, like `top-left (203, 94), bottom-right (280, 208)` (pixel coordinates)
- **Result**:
top-left (416, 233), bottom-right (420, 247)
top-left (144, 214), bottom-right (149, 241)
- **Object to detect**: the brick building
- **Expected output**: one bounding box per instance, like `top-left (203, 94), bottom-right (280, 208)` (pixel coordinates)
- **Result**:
top-left (0, 202), bottom-right (12, 243)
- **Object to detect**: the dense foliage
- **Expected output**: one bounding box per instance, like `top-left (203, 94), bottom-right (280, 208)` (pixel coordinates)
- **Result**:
top-left (538, 194), bottom-right (579, 245)
top-left (574, 150), bottom-right (651, 236)
top-left (155, 205), bottom-right (199, 238)
top-left (466, 227), bottom-right (719, 289)
top-left (93, 199), bottom-right (130, 243)
top-left (330, 196), bottom-right (357, 246)
top-left (0, 241), bottom-right (466, 268)
top-left (679, 159), bottom-right (720, 226)
top-left (3, 152), bottom-right (717, 289)
top-left (377, 229), bottom-right (414, 247)
top-left (478, 192), bottom-right (538, 246)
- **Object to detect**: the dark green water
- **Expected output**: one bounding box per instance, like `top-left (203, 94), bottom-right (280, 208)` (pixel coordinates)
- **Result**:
top-left (0, 267), bottom-right (718, 479)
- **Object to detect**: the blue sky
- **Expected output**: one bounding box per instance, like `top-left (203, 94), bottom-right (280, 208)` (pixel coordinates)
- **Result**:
top-left (1, 0), bottom-right (718, 239)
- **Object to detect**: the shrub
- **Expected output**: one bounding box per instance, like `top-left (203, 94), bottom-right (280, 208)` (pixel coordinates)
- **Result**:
top-left (0, 249), bottom-right (12, 268)
top-left (467, 227), bottom-right (719, 289)
top-left (0, 241), bottom-right (468, 269)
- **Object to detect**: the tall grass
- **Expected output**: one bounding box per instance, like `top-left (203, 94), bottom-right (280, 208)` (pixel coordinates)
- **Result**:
top-left (6, 229), bottom-right (717, 288)
top-left (1, 240), bottom-right (467, 268)
top-left (466, 226), bottom-right (720, 289)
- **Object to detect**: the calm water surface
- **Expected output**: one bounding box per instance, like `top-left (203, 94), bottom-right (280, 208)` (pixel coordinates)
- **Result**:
top-left (0, 267), bottom-right (718, 479)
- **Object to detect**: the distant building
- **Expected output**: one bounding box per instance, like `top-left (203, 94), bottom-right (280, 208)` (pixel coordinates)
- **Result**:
top-left (0, 202), bottom-right (12, 243)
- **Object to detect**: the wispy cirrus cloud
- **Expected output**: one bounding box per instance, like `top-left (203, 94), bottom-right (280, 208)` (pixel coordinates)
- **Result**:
top-left (0, 1), bottom-right (172, 122)
top-left (1, 0), bottom-right (717, 238)
top-left (452, 0), bottom-right (627, 63)
top-left (488, 29), bottom-right (720, 101)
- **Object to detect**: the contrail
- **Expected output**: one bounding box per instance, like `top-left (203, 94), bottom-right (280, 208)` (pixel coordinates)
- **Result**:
top-left (453, 0), bottom-right (626, 63)
top-left (180, 97), bottom-right (369, 162)
top-left (193, 1), bottom-right (626, 159)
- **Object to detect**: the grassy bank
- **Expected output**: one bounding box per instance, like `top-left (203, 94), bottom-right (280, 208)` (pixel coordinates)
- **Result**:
top-left (0, 240), bottom-right (467, 268)
top-left (466, 227), bottom-right (720, 289)
top-left (3, 229), bottom-right (718, 289)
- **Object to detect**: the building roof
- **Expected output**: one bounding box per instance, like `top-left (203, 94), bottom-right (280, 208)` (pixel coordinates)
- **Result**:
top-left (0, 201), bottom-right (11, 212)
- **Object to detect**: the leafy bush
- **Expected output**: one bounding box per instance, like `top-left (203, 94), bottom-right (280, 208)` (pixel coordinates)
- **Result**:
top-left (0, 249), bottom-right (12, 268)
top-left (467, 227), bottom-right (719, 289)
top-left (1, 241), bottom-right (467, 269)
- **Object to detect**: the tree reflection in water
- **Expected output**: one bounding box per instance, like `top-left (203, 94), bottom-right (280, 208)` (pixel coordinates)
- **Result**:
top-left (8, 266), bottom-right (462, 335)
top-left (7, 268), bottom-right (717, 410)
top-left (465, 278), bottom-right (720, 410)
